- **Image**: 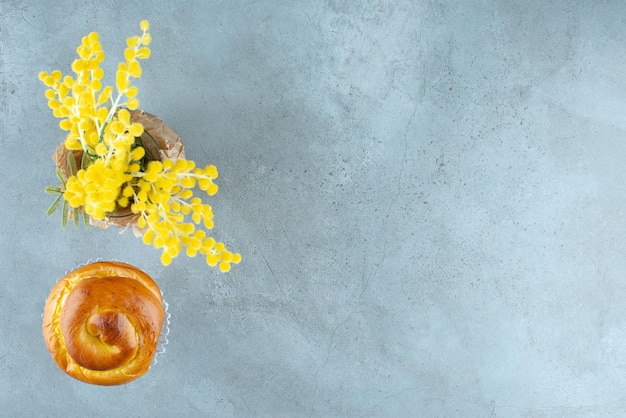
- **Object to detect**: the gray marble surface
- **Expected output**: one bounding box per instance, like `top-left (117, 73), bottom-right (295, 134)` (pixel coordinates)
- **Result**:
top-left (3, 1), bottom-right (626, 416)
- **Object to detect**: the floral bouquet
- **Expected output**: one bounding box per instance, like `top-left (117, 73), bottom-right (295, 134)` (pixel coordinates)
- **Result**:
top-left (39, 21), bottom-right (240, 272)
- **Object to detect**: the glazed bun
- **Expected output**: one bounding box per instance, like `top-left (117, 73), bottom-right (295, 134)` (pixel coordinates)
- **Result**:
top-left (43, 261), bottom-right (165, 385)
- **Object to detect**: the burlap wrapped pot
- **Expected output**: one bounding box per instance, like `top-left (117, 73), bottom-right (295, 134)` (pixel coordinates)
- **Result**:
top-left (53, 110), bottom-right (186, 236)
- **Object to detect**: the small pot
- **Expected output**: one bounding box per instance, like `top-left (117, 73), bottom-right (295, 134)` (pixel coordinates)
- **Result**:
top-left (52, 110), bottom-right (185, 235)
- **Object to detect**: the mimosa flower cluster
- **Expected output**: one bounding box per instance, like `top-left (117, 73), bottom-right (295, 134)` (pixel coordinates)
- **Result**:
top-left (39, 21), bottom-right (240, 272)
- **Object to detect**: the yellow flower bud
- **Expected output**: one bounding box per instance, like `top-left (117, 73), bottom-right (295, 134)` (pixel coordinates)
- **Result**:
top-left (160, 251), bottom-right (172, 266)
top-left (130, 147), bottom-right (145, 160)
top-left (125, 86), bottom-right (138, 98)
top-left (128, 60), bottom-right (142, 78)
top-left (95, 143), bottom-right (108, 156)
top-left (142, 229), bottom-right (154, 245)
top-left (205, 165), bottom-right (218, 178)
top-left (198, 178), bottom-right (212, 191)
top-left (117, 108), bottom-right (130, 124)
top-left (41, 75), bottom-right (54, 87)
top-left (71, 59), bottom-right (86, 73)
top-left (86, 59), bottom-right (99, 71)
top-left (186, 246), bottom-right (198, 258)
top-left (126, 35), bottom-right (140, 48)
top-left (207, 183), bottom-right (218, 196)
top-left (108, 121), bottom-right (125, 135)
top-left (128, 122), bottom-right (143, 137)
top-left (87, 32), bottom-right (99, 44)
top-left (205, 253), bottom-right (219, 266)
top-left (127, 98), bottom-right (139, 110)
top-left (139, 180), bottom-right (151, 192)
top-left (59, 119), bottom-right (72, 131)
top-left (137, 190), bottom-right (148, 202)
top-left (76, 45), bottom-right (89, 59)
top-left (137, 47), bottom-right (151, 59)
top-left (124, 48), bottom-right (136, 62)
top-left (219, 261), bottom-right (231, 273)
top-left (180, 177), bottom-right (196, 188)
top-left (122, 185), bottom-right (134, 197)
top-left (93, 68), bottom-right (105, 80)
top-left (64, 137), bottom-right (83, 150)
top-left (221, 251), bottom-right (233, 263)
top-left (179, 189), bottom-right (193, 200)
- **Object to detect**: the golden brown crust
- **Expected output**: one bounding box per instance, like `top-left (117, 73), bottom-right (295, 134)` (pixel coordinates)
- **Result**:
top-left (42, 261), bottom-right (164, 385)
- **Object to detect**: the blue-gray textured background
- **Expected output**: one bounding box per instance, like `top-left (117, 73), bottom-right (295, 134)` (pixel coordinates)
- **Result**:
top-left (2, 1), bottom-right (626, 416)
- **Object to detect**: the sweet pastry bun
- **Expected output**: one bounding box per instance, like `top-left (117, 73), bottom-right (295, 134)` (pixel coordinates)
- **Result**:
top-left (43, 261), bottom-right (165, 385)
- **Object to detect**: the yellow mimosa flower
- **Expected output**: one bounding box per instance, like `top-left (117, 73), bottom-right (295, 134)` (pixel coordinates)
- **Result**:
top-left (41, 20), bottom-right (239, 270)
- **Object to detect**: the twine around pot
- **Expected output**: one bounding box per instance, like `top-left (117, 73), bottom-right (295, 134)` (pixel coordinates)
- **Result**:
top-left (52, 110), bottom-right (186, 236)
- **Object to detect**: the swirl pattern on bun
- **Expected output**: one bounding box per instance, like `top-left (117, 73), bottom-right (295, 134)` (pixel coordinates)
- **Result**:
top-left (43, 261), bottom-right (165, 385)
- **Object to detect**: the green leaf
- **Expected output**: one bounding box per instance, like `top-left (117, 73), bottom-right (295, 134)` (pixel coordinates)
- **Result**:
top-left (73, 207), bottom-right (80, 228)
top-left (45, 186), bottom-right (62, 194)
top-left (61, 199), bottom-right (68, 229)
top-left (67, 151), bottom-right (77, 176)
top-left (81, 152), bottom-right (90, 170)
top-left (84, 210), bottom-right (89, 228)
top-left (46, 195), bottom-right (62, 216)
top-left (55, 167), bottom-right (66, 186)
